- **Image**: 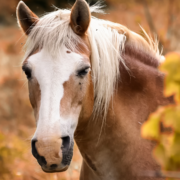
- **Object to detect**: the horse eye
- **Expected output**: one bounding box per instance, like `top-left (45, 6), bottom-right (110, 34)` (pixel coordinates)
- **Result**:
top-left (22, 66), bottom-right (32, 79)
top-left (77, 67), bottom-right (90, 77)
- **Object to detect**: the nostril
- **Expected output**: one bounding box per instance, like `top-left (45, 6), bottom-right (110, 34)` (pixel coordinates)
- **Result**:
top-left (31, 139), bottom-right (47, 166)
top-left (39, 156), bottom-right (47, 166)
top-left (31, 139), bottom-right (38, 158)
top-left (50, 164), bottom-right (58, 169)
top-left (61, 136), bottom-right (70, 152)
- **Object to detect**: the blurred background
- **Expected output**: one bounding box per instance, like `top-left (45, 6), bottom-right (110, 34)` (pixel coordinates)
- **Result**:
top-left (0, 0), bottom-right (179, 180)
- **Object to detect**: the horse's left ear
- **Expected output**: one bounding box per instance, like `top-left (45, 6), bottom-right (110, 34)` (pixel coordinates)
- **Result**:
top-left (16, 1), bottom-right (39, 35)
top-left (70, 0), bottom-right (91, 36)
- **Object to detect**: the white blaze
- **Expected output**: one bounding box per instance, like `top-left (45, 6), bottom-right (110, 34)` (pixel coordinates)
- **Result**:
top-left (28, 46), bottom-right (82, 139)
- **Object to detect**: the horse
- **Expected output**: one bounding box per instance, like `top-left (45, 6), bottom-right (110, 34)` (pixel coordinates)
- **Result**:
top-left (16, 0), bottom-right (173, 179)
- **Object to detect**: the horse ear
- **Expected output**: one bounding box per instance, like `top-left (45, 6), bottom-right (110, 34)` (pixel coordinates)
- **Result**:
top-left (16, 1), bottom-right (39, 35)
top-left (70, 0), bottom-right (91, 36)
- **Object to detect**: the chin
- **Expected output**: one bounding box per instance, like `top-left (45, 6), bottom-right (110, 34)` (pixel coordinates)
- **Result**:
top-left (42, 165), bottom-right (69, 173)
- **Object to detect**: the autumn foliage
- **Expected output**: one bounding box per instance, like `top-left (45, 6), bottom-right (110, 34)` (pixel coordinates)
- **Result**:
top-left (142, 53), bottom-right (180, 175)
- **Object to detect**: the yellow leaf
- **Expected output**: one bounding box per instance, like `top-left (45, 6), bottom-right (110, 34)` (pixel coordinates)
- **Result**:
top-left (160, 53), bottom-right (180, 102)
top-left (154, 144), bottom-right (166, 167)
top-left (141, 109), bottom-right (162, 140)
top-left (163, 105), bottom-right (180, 133)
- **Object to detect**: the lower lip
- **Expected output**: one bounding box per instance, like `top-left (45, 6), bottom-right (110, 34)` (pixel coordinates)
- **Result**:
top-left (42, 165), bottom-right (68, 173)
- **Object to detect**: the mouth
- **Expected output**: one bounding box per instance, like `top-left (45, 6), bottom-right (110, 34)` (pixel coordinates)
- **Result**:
top-left (42, 165), bottom-right (69, 173)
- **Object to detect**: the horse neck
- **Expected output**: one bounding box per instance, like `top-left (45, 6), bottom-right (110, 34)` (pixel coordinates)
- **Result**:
top-left (75, 86), bottom-right (157, 179)
top-left (75, 98), bottom-right (125, 178)
top-left (75, 45), bottom-right (173, 179)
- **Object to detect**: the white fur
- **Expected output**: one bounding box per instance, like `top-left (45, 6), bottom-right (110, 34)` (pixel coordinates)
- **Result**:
top-left (29, 46), bottom-right (83, 139)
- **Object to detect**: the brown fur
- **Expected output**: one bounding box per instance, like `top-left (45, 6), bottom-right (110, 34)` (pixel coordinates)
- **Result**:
top-left (75, 45), bottom-right (173, 180)
top-left (105, 22), bottom-right (159, 60)
top-left (22, 20), bottom-right (173, 180)
top-left (18, 1), bottom-right (174, 179)
top-left (17, 2), bottom-right (39, 35)
top-left (70, 0), bottom-right (91, 36)
top-left (28, 78), bottom-right (41, 121)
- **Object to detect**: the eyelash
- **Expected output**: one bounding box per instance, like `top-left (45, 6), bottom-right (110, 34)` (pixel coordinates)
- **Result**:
top-left (77, 67), bottom-right (90, 77)
top-left (22, 66), bottom-right (32, 80)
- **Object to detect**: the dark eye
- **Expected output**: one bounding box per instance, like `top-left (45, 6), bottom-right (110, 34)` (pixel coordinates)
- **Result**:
top-left (77, 67), bottom-right (90, 77)
top-left (22, 65), bottom-right (32, 79)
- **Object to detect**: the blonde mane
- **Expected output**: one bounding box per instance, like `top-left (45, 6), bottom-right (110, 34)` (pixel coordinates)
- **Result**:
top-left (23, 5), bottom-right (161, 119)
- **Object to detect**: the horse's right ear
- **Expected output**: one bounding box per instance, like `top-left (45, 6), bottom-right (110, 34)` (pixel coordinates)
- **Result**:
top-left (16, 1), bottom-right (39, 35)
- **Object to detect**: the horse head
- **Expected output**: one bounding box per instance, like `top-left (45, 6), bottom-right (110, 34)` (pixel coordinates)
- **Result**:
top-left (17, 0), bottom-right (94, 172)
